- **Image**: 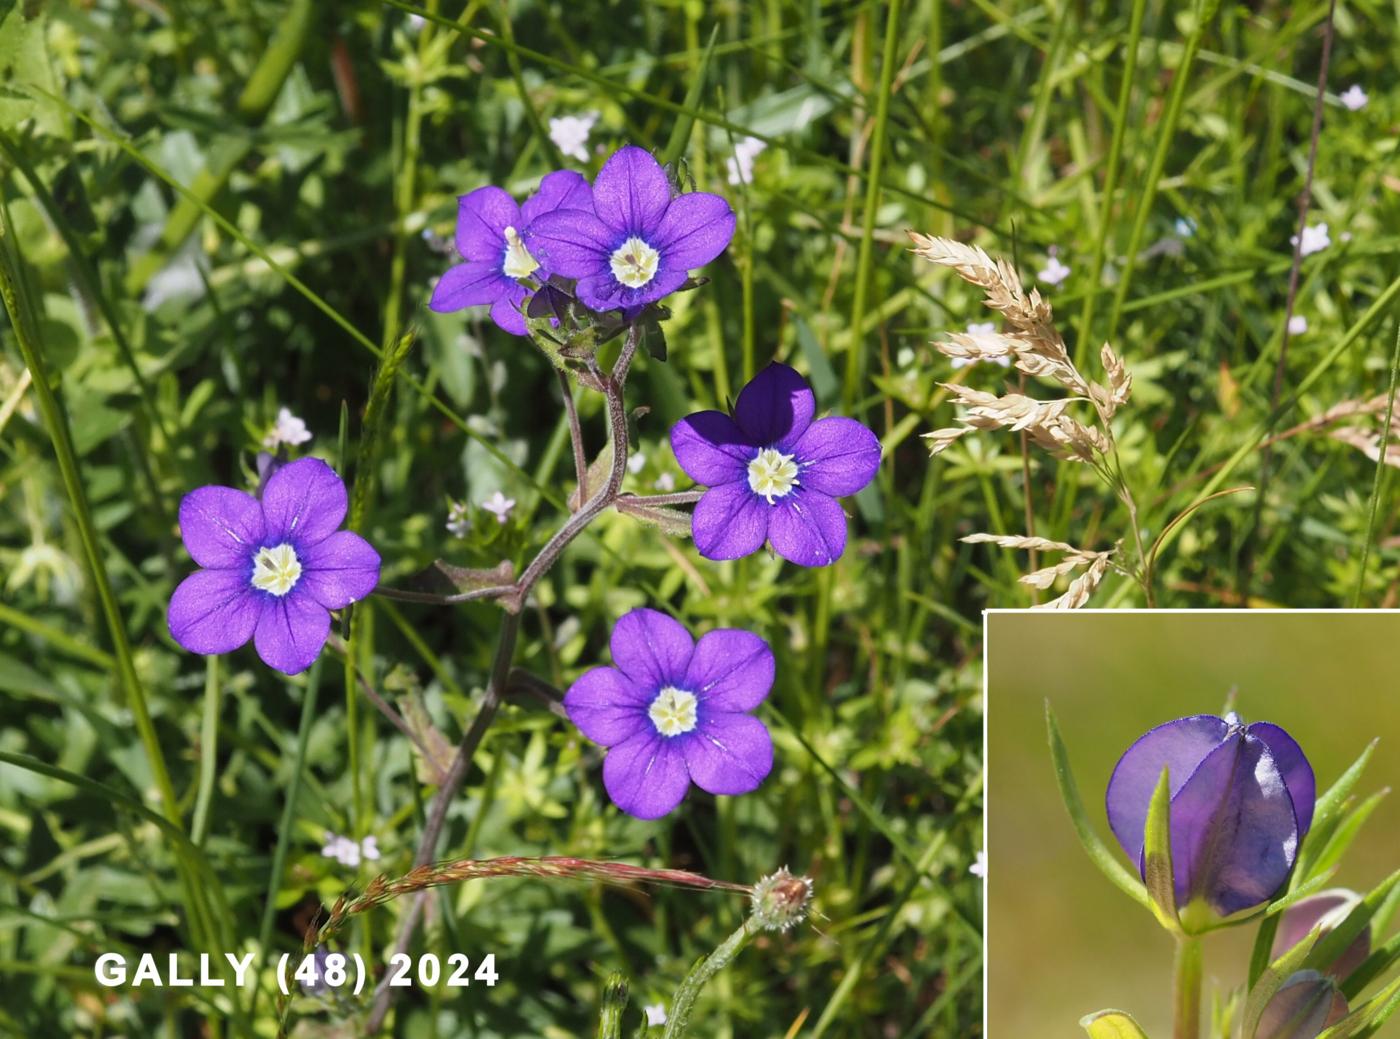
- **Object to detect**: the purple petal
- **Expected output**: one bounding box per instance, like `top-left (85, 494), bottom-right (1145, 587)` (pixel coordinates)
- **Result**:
top-left (767, 488), bottom-right (847, 567)
top-left (1273, 890), bottom-right (1370, 980)
top-left (454, 186), bottom-right (519, 261)
top-left (734, 363), bottom-right (816, 446)
top-left (429, 261), bottom-right (513, 312)
top-left (691, 482), bottom-right (769, 561)
top-left (564, 666), bottom-right (652, 746)
top-left (602, 732), bottom-right (691, 819)
top-left (682, 713), bottom-right (773, 796)
top-left (520, 169), bottom-right (593, 224)
top-left (523, 209), bottom-right (614, 279)
top-left (608, 607), bottom-right (694, 690)
top-left (1249, 722), bottom-right (1316, 836)
top-left (168, 568), bottom-right (260, 655)
top-left (253, 592), bottom-right (331, 675)
top-left (1170, 731), bottom-right (1300, 915)
top-left (489, 291), bottom-right (530, 336)
top-left (1106, 714), bottom-right (1229, 865)
top-left (683, 629), bottom-right (774, 712)
top-left (576, 267), bottom-right (687, 312)
top-left (260, 458), bottom-right (348, 548)
top-left (670, 411), bottom-right (753, 486)
top-left (178, 486), bottom-right (264, 569)
top-left (298, 530), bottom-right (381, 610)
top-left (793, 416), bottom-right (882, 497)
top-left (591, 145), bottom-right (671, 235)
top-left (651, 192), bottom-right (735, 271)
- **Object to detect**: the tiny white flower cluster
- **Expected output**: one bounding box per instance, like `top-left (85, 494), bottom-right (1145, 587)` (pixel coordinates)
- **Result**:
top-left (549, 112), bottom-right (599, 163)
top-left (1339, 84), bottom-right (1368, 111)
top-left (643, 1004), bottom-right (667, 1027)
top-left (1292, 221), bottom-right (1331, 258)
top-left (482, 490), bottom-right (516, 524)
top-left (1037, 249), bottom-right (1071, 286)
top-left (1287, 315), bottom-right (1308, 336)
top-left (970, 850), bottom-right (987, 879)
top-left (321, 832), bottom-right (381, 868)
top-left (263, 407), bottom-right (312, 450)
top-left (446, 500), bottom-right (472, 538)
top-left (727, 136), bottom-right (767, 186)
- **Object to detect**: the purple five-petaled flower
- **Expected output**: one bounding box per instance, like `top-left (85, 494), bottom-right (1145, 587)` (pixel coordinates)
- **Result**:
top-left (429, 170), bottom-right (592, 335)
top-left (525, 145), bottom-right (736, 316)
top-left (167, 458), bottom-right (381, 675)
top-left (1106, 712), bottom-right (1315, 923)
top-left (669, 363), bottom-right (881, 567)
top-left (564, 608), bottom-right (774, 820)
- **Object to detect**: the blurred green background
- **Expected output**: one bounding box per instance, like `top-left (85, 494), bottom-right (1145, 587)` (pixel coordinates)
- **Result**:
top-left (987, 611), bottom-right (1400, 1038)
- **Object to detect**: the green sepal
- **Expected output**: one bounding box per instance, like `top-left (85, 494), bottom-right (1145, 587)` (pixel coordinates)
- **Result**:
top-left (1080, 1009), bottom-right (1153, 1039)
top-left (1143, 766), bottom-right (1182, 934)
top-left (1046, 703), bottom-right (1155, 915)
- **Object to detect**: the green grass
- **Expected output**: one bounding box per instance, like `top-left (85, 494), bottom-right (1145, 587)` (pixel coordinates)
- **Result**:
top-left (1, 0), bottom-right (1398, 1035)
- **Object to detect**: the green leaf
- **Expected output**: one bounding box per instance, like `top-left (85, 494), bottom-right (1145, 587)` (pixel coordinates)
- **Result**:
top-left (595, 971), bottom-right (629, 1039)
top-left (614, 498), bottom-right (693, 538)
top-left (1305, 789), bottom-right (1389, 881)
top-left (1312, 740), bottom-right (1378, 836)
top-left (1045, 703), bottom-right (1154, 914)
top-left (1080, 1009), bottom-right (1153, 1039)
top-left (1244, 923), bottom-right (1323, 1038)
top-left (1302, 869), bottom-right (1400, 980)
top-left (403, 559), bottom-right (515, 598)
top-left (659, 23), bottom-right (719, 168)
top-left (1142, 767), bottom-right (1182, 933)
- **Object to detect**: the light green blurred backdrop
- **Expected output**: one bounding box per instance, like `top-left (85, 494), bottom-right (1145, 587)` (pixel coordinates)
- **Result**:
top-left (987, 611), bottom-right (1400, 1038)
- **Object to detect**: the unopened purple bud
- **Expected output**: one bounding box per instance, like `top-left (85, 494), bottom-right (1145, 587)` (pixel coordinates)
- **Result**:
top-left (1255, 970), bottom-right (1347, 1039)
top-left (1272, 889), bottom-right (1371, 981)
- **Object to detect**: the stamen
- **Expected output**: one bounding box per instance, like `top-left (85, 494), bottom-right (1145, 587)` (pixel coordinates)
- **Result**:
top-left (251, 543), bottom-right (303, 597)
top-left (648, 686), bottom-right (698, 737)
top-left (747, 448), bottom-right (800, 504)
top-left (502, 226), bottom-right (540, 280)
top-left (609, 236), bottom-right (661, 289)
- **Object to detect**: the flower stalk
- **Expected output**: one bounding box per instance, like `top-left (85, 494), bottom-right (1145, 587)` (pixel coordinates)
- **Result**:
top-left (1173, 935), bottom-right (1203, 1039)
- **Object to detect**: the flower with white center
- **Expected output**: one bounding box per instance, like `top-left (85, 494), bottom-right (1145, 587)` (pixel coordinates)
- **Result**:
top-left (648, 686), bottom-right (698, 737)
top-left (644, 1004), bottom-right (667, 1027)
top-left (446, 500), bottom-right (471, 538)
top-left (609, 236), bottom-right (661, 289)
top-left (320, 833), bottom-right (380, 868)
top-left (726, 136), bottom-right (767, 185)
top-left (1292, 222), bottom-right (1331, 257)
top-left (263, 407), bottom-right (312, 449)
top-left (251, 544), bottom-right (302, 597)
top-left (970, 850), bottom-right (987, 879)
top-left (360, 836), bottom-right (381, 861)
top-left (1288, 315), bottom-right (1308, 336)
top-left (1037, 251), bottom-right (1071, 286)
top-left (482, 491), bottom-right (516, 524)
top-left (1340, 85), bottom-right (1368, 111)
top-left (549, 112), bottom-right (598, 163)
top-left (747, 448), bottom-right (801, 504)
top-left (627, 451), bottom-right (647, 475)
top-left (653, 472), bottom-right (676, 492)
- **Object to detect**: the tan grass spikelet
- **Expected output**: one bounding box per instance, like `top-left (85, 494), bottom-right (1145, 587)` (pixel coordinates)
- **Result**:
top-left (1037, 554), bottom-right (1111, 610)
top-left (1329, 426), bottom-right (1400, 468)
top-left (960, 533), bottom-right (1113, 610)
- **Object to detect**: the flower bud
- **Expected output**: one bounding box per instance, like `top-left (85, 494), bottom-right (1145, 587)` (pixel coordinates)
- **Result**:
top-left (1255, 970), bottom-right (1347, 1039)
top-left (1106, 713), bottom-right (1314, 930)
top-left (750, 868), bottom-right (813, 933)
top-left (1272, 889), bottom-right (1371, 981)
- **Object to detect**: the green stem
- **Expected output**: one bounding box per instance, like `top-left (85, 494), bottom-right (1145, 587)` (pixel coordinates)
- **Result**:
top-left (842, 0), bottom-right (903, 408)
top-left (191, 657), bottom-right (221, 846)
top-left (1353, 319), bottom-right (1400, 606)
top-left (661, 920), bottom-right (756, 1039)
top-left (1173, 936), bottom-right (1203, 1039)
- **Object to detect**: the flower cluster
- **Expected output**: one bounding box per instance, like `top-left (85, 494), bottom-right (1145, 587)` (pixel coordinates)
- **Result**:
top-left (431, 146), bottom-right (736, 334)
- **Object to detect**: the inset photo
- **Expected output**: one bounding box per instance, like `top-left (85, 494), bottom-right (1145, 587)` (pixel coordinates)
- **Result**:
top-left (987, 611), bottom-right (1400, 1039)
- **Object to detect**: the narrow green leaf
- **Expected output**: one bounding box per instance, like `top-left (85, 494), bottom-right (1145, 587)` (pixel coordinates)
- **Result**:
top-left (614, 498), bottom-right (693, 538)
top-left (1142, 767), bottom-right (1181, 933)
top-left (1081, 1009), bottom-right (1153, 1039)
top-left (596, 971), bottom-right (629, 1039)
top-left (1319, 975), bottom-right (1400, 1039)
top-left (1244, 924), bottom-right (1323, 1038)
top-left (1045, 703), bottom-right (1154, 914)
top-left (660, 23), bottom-right (719, 167)
top-left (1313, 740), bottom-right (1378, 836)
top-left (1306, 789), bottom-right (1389, 880)
top-left (1302, 870), bottom-right (1400, 980)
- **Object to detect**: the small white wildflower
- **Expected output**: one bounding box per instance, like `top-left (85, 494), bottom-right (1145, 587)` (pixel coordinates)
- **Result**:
top-left (320, 833), bottom-right (360, 868)
top-left (360, 836), bottom-right (380, 862)
top-left (1037, 251), bottom-right (1071, 286)
top-left (643, 1004), bottom-right (668, 1027)
top-left (446, 500), bottom-right (472, 539)
top-left (1173, 217), bottom-right (1197, 238)
top-left (1287, 315), bottom-right (1308, 335)
top-left (653, 472), bottom-right (676, 492)
top-left (549, 112), bottom-right (598, 163)
top-left (1340, 85), bottom-right (1368, 111)
top-left (263, 407), bottom-right (313, 449)
top-left (726, 136), bottom-right (767, 185)
top-left (627, 451), bottom-right (647, 475)
top-left (970, 850), bottom-right (986, 879)
top-left (1291, 222), bottom-right (1331, 257)
top-left (482, 491), bottom-right (516, 524)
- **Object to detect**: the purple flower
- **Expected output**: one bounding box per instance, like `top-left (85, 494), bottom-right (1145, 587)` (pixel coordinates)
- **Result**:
top-left (429, 170), bottom-right (592, 335)
top-left (563, 608), bottom-right (774, 820)
top-left (167, 458), bottom-right (381, 675)
top-left (1273, 889), bottom-right (1370, 980)
top-left (1255, 971), bottom-right (1348, 1039)
top-left (524, 145), bottom-right (735, 315)
top-left (669, 363), bottom-right (881, 567)
top-left (1106, 713), bottom-right (1314, 922)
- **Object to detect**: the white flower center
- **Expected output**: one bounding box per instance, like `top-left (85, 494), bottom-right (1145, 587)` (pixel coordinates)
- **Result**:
top-left (747, 448), bottom-right (800, 504)
top-left (502, 226), bottom-right (539, 280)
top-left (648, 686), bottom-right (698, 737)
top-left (609, 236), bottom-right (661, 289)
top-left (251, 543), bottom-right (302, 597)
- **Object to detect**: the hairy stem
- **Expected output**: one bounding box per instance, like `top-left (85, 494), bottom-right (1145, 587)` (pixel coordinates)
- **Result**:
top-left (559, 367), bottom-right (589, 502)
